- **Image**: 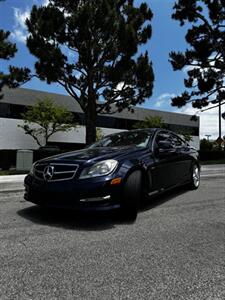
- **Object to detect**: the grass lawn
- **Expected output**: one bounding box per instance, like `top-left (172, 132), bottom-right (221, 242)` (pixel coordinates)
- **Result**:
top-left (0, 170), bottom-right (28, 176)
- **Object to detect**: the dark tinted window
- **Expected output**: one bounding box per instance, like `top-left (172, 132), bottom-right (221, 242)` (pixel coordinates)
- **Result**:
top-left (90, 130), bottom-right (153, 148)
top-left (0, 103), bottom-right (27, 118)
top-left (155, 131), bottom-right (187, 149)
top-left (167, 124), bottom-right (199, 136)
top-left (0, 103), bottom-right (199, 136)
top-left (170, 134), bottom-right (184, 147)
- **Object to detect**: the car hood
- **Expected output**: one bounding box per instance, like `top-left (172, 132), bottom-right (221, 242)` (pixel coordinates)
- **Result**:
top-left (39, 146), bottom-right (148, 165)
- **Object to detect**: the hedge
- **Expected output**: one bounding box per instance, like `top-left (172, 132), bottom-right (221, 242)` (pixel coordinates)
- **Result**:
top-left (0, 150), bottom-right (17, 170)
top-left (199, 150), bottom-right (225, 161)
top-left (1, 148), bottom-right (224, 171)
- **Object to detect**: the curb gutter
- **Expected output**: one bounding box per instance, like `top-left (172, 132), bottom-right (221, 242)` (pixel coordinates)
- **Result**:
top-left (0, 188), bottom-right (24, 194)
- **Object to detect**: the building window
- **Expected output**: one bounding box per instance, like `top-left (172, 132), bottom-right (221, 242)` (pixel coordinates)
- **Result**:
top-left (0, 103), bottom-right (199, 136)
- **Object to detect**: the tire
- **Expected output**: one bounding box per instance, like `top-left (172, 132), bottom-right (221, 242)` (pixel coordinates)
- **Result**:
top-left (120, 170), bottom-right (142, 222)
top-left (188, 164), bottom-right (200, 190)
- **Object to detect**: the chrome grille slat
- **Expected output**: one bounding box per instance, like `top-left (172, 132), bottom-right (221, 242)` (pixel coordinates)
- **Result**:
top-left (54, 171), bottom-right (75, 174)
top-left (34, 163), bottom-right (79, 181)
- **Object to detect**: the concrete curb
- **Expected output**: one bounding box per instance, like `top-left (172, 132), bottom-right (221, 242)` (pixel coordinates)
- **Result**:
top-left (0, 175), bottom-right (26, 182)
top-left (0, 175), bottom-right (26, 194)
top-left (0, 188), bottom-right (24, 194)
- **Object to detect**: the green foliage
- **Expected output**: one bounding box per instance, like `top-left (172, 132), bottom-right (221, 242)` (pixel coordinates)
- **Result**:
top-left (26, 0), bottom-right (154, 144)
top-left (200, 138), bottom-right (213, 151)
top-left (18, 97), bottom-right (76, 146)
top-left (178, 131), bottom-right (193, 143)
top-left (133, 115), bottom-right (164, 129)
top-left (0, 30), bottom-right (16, 60)
top-left (96, 128), bottom-right (104, 141)
top-left (0, 29), bottom-right (30, 99)
top-left (170, 0), bottom-right (225, 111)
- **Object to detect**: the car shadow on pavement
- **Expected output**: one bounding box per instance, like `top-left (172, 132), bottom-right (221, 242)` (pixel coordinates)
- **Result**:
top-left (140, 185), bottom-right (190, 213)
top-left (17, 205), bottom-right (120, 231)
top-left (17, 186), bottom-right (189, 230)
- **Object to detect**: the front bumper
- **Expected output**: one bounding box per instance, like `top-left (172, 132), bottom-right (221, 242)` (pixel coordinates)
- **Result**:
top-left (24, 174), bottom-right (122, 211)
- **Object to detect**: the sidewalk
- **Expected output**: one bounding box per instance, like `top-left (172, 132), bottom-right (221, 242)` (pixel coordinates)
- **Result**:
top-left (201, 164), bottom-right (225, 171)
top-left (0, 175), bottom-right (26, 182)
top-left (201, 164), bottom-right (225, 178)
top-left (0, 174), bottom-right (26, 193)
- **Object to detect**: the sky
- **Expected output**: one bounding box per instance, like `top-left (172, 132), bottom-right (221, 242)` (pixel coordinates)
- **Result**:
top-left (0, 0), bottom-right (224, 139)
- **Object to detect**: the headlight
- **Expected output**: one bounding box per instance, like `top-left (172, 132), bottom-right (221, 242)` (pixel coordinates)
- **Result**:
top-left (79, 159), bottom-right (118, 179)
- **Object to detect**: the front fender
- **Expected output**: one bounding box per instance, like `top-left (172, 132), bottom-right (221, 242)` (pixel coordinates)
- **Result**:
top-left (117, 159), bottom-right (151, 192)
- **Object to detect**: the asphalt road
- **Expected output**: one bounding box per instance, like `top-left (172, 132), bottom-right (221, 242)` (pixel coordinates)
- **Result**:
top-left (0, 167), bottom-right (224, 299)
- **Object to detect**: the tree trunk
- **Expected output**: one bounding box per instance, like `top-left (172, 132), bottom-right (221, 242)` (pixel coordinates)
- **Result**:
top-left (86, 70), bottom-right (97, 146)
top-left (85, 100), bottom-right (97, 146)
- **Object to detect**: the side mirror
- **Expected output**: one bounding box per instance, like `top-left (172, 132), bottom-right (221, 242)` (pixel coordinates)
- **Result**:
top-left (158, 140), bottom-right (175, 153)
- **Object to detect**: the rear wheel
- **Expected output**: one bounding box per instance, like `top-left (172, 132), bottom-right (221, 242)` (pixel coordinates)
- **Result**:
top-left (120, 170), bottom-right (142, 222)
top-left (189, 164), bottom-right (200, 190)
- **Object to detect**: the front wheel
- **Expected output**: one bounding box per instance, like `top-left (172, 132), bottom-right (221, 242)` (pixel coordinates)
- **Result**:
top-left (120, 170), bottom-right (142, 222)
top-left (188, 164), bottom-right (200, 190)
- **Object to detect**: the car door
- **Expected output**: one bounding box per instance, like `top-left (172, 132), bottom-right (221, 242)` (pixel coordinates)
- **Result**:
top-left (171, 134), bottom-right (193, 184)
top-left (149, 131), bottom-right (181, 191)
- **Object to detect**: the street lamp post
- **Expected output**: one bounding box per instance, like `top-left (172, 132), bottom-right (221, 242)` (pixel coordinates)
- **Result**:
top-left (205, 134), bottom-right (211, 141)
top-left (219, 98), bottom-right (222, 139)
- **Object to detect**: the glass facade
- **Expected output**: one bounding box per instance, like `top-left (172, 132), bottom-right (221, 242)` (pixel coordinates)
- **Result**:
top-left (0, 103), bottom-right (199, 136)
top-left (0, 103), bottom-right (27, 119)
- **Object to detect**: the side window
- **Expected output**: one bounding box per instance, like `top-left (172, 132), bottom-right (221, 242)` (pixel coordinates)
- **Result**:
top-left (154, 131), bottom-right (185, 150)
top-left (171, 135), bottom-right (182, 147)
top-left (171, 134), bottom-right (187, 148)
top-left (154, 131), bottom-right (172, 149)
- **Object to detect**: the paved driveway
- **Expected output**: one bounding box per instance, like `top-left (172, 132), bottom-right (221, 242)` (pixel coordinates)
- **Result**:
top-left (0, 166), bottom-right (224, 299)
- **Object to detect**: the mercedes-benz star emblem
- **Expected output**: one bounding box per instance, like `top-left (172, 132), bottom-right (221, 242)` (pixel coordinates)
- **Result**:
top-left (43, 166), bottom-right (54, 181)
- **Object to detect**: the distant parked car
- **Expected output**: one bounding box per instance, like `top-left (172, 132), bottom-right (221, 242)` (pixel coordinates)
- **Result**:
top-left (24, 129), bottom-right (200, 221)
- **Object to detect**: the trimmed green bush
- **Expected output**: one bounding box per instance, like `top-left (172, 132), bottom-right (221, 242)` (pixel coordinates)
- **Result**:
top-left (199, 150), bottom-right (225, 161)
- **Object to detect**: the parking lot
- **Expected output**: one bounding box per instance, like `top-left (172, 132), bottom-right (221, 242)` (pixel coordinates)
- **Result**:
top-left (0, 166), bottom-right (225, 299)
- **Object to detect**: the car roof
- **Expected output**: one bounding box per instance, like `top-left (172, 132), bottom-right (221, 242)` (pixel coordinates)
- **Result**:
top-left (104, 128), bottom-right (157, 137)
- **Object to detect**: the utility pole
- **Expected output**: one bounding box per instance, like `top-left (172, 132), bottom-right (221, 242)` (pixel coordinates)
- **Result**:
top-left (219, 98), bottom-right (222, 139)
top-left (205, 135), bottom-right (211, 141)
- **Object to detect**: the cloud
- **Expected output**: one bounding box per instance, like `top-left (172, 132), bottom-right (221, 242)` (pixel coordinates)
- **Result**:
top-left (11, 0), bottom-right (50, 44)
top-left (42, 0), bottom-right (50, 6)
top-left (11, 29), bottom-right (27, 43)
top-left (116, 82), bottom-right (125, 91)
top-left (179, 55), bottom-right (225, 139)
top-left (11, 7), bottom-right (30, 43)
top-left (183, 65), bottom-right (194, 74)
top-left (177, 104), bottom-right (225, 139)
top-left (13, 7), bottom-right (30, 29)
top-left (154, 93), bottom-right (176, 108)
top-left (199, 108), bottom-right (225, 139)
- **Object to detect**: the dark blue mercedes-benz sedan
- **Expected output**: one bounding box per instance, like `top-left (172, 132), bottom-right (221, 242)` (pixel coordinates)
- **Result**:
top-left (24, 128), bottom-right (200, 221)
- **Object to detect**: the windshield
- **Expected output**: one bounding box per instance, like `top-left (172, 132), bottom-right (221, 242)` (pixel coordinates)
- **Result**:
top-left (89, 130), bottom-right (153, 148)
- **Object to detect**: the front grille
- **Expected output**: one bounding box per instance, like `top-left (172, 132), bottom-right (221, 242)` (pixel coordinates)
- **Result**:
top-left (34, 163), bottom-right (78, 181)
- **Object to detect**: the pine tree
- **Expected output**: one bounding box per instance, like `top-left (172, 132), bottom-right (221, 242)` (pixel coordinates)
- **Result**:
top-left (26, 0), bottom-right (154, 144)
top-left (169, 0), bottom-right (225, 112)
top-left (0, 30), bottom-right (30, 99)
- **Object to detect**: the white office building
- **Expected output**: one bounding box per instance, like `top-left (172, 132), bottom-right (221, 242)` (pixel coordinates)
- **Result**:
top-left (0, 88), bottom-right (200, 150)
